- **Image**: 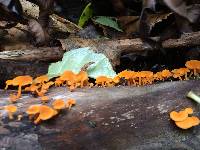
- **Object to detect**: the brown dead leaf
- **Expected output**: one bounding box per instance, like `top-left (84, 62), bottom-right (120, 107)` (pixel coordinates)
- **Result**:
top-left (118, 16), bottom-right (140, 37)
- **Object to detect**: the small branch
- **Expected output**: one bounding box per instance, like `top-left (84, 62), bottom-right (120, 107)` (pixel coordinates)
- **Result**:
top-left (162, 31), bottom-right (200, 49)
top-left (0, 47), bottom-right (63, 62)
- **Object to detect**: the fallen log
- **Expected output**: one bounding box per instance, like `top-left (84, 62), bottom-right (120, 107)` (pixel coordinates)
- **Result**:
top-left (0, 80), bottom-right (199, 150)
top-left (60, 31), bottom-right (200, 66)
top-left (0, 31), bottom-right (199, 83)
top-left (0, 47), bottom-right (63, 86)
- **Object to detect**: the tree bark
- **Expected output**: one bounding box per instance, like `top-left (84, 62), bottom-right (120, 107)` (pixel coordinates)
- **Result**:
top-left (0, 80), bottom-right (199, 150)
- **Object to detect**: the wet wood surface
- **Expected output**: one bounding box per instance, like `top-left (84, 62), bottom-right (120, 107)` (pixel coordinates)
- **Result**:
top-left (0, 80), bottom-right (199, 150)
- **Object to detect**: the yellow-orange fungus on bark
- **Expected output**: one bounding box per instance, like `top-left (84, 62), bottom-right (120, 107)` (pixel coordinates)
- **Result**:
top-left (76, 71), bottom-right (89, 88)
top-left (170, 110), bottom-right (188, 122)
top-left (5, 76), bottom-right (33, 102)
top-left (26, 105), bottom-right (40, 115)
top-left (34, 105), bottom-right (56, 124)
top-left (4, 105), bottom-right (17, 120)
top-left (185, 60), bottom-right (200, 76)
top-left (25, 85), bottom-right (39, 92)
top-left (161, 69), bottom-right (172, 79)
top-left (175, 116), bottom-right (200, 129)
top-left (66, 99), bottom-right (76, 110)
top-left (184, 108), bottom-right (193, 115)
top-left (52, 99), bottom-right (65, 110)
top-left (33, 75), bottom-right (49, 85)
top-left (40, 96), bottom-right (50, 103)
top-left (95, 76), bottom-right (113, 87)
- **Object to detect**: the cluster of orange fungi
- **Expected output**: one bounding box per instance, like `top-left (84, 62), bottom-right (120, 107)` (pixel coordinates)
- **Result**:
top-left (4, 99), bottom-right (76, 124)
top-left (96, 59), bottom-right (200, 87)
top-left (26, 98), bottom-right (76, 124)
top-left (170, 108), bottom-right (200, 129)
top-left (5, 60), bottom-right (200, 102)
top-left (3, 60), bottom-right (200, 124)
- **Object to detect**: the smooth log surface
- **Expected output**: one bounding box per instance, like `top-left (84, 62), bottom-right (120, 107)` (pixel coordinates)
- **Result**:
top-left (0, 80), bottom-right (199, 150)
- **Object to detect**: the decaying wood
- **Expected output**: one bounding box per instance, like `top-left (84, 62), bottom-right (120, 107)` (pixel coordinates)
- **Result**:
top-left (0, 30), bottom-right (199, 84)
top-left (0, 80), bottom-right (199, 150)
top-left (60, 31), bottom-right (200, 66)
top-left (0, 47), bottom-right (63, 61)
top-left (60, 38), bottom-right (152, 67)
top-left (0, 47), bottom-right (63, 85)
top-left (162, 31), bottom-right (200, 48)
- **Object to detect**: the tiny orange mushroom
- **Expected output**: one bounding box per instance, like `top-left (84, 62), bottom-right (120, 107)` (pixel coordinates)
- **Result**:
top-left (25, 85), bottom-right (39, 92)
top-left (5, 76), bottom-right (33, 102)
top-left (33, 75), bottom-right (49, 85)
top-left (95, 76), bottom-right (113, 87)
top-left (161, 69), bottom-right (172, 80)
top-left (55, 78), bottom-right (63, 87)
top-left (4, 80), bottom-right (13, 90)
top-left (35, 81), bottom-right (54, 97)
top-left (175, 116), bottom-right (200, 129)
top-left (153, 72), bottom-right (163, 81)
top-left (136, 71), bottom-right (154, 86)
top-left (26, 105), bottom-right (40, 120)
top-left (112, 76), bottom-right (120, 84)
top-left (41, 81), bottom-right (54, 91)
top-left (76, 71), bottom-right (89, 88)
top-left (40, 96), bottom-right (50, 103)
top-left (170, 110), bottom-right (188, 122)
top-left (172, 68), bottom-right (190, 80)
top-left (66, 98), bottom-right (76, 110)
top-left (52, 99), bottom-right (65, 110)
top-left (185, 60), bottom-right (200, 76)
top-left (117, 70), bottom-right (134, 85)
top-left (59, 71), bottom-right (77, 91)
top-left (34, 105), bottom-right (57, 124)
top-left (36, 89), bottom-right (47, 97)
top-left (26, 105), bottom-right (40, 115)
top-left (184, 107), bottom-right (193, 115)
top-left (4, 105), bottom-right (17, 120)
top-left (60, 71), bottom-right (76, 84)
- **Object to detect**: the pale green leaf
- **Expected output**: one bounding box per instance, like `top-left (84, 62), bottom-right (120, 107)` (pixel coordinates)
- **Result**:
top-left (47, 47), bottom-right (116, 79)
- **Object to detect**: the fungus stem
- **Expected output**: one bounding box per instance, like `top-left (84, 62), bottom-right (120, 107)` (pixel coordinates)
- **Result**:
top-left (17, 85), bottom-right (22, 98)
top-left (187, 91), bottom-right (200, 104)
top-left (68, 104), bottom-right (72, 110)
top-left (34, 116), bottom-right (41, 124)
top-left (8, 112), bottom-right (13, 120)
